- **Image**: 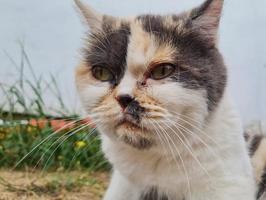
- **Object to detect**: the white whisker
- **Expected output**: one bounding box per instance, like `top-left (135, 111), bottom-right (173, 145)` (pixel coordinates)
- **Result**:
top-left (151, 118), bottom-right (192, 200)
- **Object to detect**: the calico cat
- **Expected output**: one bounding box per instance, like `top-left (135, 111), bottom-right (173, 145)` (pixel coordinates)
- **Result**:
top-left (74, 0), bottom-right (259, 199)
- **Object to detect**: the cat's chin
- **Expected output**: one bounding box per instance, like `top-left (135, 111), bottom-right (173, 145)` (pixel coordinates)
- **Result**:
top-left (116, 123), bottom-right (154, 150)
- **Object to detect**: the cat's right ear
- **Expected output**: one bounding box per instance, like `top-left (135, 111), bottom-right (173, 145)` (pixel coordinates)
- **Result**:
top-left (74, 0), bottom-right (102, 31)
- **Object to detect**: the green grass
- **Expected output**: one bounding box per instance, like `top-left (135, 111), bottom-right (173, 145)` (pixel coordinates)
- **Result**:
top-left (1, 41), bottom-right (74, 119)
top-left (0, 121), bottom-right (109, 171)
top-left (0, 43), bottom-right (109, 171)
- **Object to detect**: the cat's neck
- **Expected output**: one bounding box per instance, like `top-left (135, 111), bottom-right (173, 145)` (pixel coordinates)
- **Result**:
top-left (204, 92), bottom-right (243, 144)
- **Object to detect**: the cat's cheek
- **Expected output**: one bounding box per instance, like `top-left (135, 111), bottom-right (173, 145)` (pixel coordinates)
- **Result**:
top-left (148, 82), bottom-right (208, 113)
top-left (147, 82), bottom-right (184, 106)
top-left (77, 83), bottom-right (110, 113)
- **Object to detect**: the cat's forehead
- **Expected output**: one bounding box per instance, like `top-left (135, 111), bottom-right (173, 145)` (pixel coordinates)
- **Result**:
top-left (86, 14), bottom-right (188, 75)
top-left (127, 15), bottom-right (181, 76)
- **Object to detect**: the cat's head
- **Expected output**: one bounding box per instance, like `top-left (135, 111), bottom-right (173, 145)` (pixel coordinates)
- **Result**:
top-left (75, 0), bottom-right (227, 150)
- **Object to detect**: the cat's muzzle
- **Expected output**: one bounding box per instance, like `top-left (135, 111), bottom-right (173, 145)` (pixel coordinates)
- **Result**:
top-left (124, 100), bottom-right (145, 122)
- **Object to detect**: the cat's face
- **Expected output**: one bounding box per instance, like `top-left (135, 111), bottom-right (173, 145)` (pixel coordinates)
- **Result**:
top-left (75, 0), bottom-right (227, 149)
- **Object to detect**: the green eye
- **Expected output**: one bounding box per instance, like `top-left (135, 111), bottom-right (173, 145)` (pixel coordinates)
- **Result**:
top-left (92, 66), bottom-right (114, 82)
top-left (150, 64), bottom-right (175, 80)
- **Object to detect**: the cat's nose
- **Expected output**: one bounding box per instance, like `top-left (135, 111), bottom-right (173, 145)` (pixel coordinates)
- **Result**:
top-left (116, 94), bottom-right (134, 109)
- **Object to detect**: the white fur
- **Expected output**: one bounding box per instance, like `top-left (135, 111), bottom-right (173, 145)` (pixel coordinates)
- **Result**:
top-left (117, 72), bottom-right (136, 97)
top-left (101, 93), bottom-right (256, 200)
top-left (77, 81), bottom-right (109, 113)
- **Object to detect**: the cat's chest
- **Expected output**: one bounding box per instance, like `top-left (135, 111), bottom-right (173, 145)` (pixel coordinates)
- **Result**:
top-left (103, 139), bottom-right (198, 195)
top-left (102, 136), bottom-right (230, 200)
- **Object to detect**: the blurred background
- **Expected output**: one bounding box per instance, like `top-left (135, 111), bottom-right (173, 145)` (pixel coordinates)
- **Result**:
top-left (0, 0), bottom-right (265, 199)
top-left (1, 0), bottom-right (265, 124)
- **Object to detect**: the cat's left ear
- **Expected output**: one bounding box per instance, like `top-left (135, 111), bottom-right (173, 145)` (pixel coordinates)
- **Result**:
top-left (74, 0), bottom-right (103, 31)
top-left (189, 0), bottom-right (224, 42)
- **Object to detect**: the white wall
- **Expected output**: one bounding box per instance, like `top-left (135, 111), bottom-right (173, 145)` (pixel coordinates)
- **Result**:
top-left (0, 0), bottom-right (265, 124)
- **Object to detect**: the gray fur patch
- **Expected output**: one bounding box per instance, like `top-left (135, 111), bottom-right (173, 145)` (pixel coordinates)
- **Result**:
top-left (137, 14), bottom-right (227, 111)
top-left (123, 135), bottom-right (153, 150)
top-left (250, 135), bottom-right (263, 156)
top-left (140, 187), bottom-right (169, 200)
top-left (85, 17), bottom-right (131, 86)
top-left (257, 165), bottom-right (266, 199)
top-left (190, 0), bottom-right (219, 20)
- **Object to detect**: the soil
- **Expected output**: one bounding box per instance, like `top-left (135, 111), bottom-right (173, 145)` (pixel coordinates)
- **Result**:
top-left (0, 169), bottom-right (110, 200)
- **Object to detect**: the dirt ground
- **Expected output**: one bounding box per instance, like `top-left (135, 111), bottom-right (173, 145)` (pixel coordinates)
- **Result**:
top-left (0, 169), bottom-right (110, 200)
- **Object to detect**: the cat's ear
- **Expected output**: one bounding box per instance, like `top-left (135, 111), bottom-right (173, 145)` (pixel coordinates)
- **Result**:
top-left (74, 0), bottom-right (103, 31)
top-left (189, 0), bottom-right (224, 42)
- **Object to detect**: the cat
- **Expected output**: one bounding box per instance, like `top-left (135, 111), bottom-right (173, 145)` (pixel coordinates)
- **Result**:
top-left (245, 122), bottom-right (266, 200)
top-left (74, 0), bottom-right (260, 199)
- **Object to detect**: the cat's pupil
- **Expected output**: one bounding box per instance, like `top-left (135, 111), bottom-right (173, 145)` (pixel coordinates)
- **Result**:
top-left (99, 69), bottom-right (104, 77)
top-left (160, 67), bottom-right (164, 75)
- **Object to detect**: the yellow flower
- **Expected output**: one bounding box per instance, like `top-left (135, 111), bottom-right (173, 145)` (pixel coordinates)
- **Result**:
top-left (75, 141), bottom-right (86, 149)
top-left (58, 155), bottom-right (64, 160)
top-left (27, 126), bottom-right (33, 133)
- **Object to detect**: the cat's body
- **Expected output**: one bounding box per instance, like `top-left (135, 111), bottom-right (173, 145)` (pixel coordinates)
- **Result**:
top-left (74, 0), bottom-right (259, 199)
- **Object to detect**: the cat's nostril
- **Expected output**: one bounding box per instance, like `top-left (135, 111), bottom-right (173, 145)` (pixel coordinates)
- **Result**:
top-left (116, 94), bottom-right (134, 109)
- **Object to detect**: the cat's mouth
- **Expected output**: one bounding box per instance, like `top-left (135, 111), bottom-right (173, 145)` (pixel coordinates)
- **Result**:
top-left (115, 118), bottom-right (144, 132)
top-left (114, 116), bottom-right (153, 149)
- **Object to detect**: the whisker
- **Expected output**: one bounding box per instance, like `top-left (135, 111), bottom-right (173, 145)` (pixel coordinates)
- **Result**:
top-left (163, 119), bottom-right (211, 180)
top-left (169, 111), bottom-right (222, 149)
top-left (34, 120), bottom-right (98, 171)
top-left (40, 121), bottom-right (97, 172)
top-left (66, 126), bottom-right (99, 171)
top-left (13, 118), bottom-right (83, 170)
top-left (150, 118), bottom-right (192, 200)
top-left (145, 117), bottom-right (171, 163)
top-left (166, 117), bottom-right (226, 175)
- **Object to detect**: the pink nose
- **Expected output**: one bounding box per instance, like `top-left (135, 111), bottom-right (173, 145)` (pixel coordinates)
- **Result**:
top-left (116, 95), bottom-right (134, 109)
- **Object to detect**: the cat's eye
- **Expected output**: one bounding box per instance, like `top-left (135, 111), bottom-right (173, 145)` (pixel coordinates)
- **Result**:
top-left (150, 64), bottom-right (175, 80)
top-left (92, 66), bottom-right (114, 82)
